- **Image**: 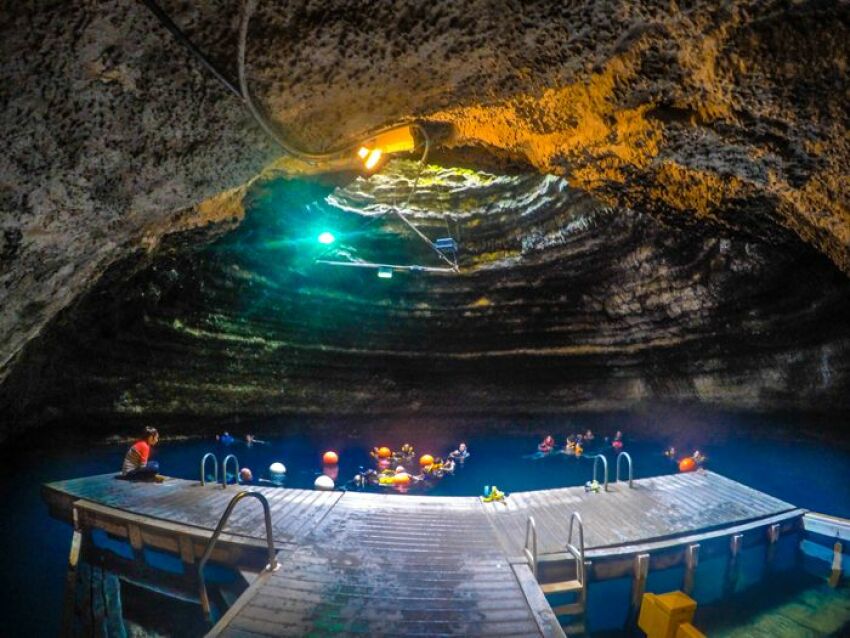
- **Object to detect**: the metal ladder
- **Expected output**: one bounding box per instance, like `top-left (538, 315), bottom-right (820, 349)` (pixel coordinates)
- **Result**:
top-left (592, 454), bottom-right (609, 491)
top-left (524, 512), bottom-right (588, 628)
top-left (198, 490), bottom-right (279, 623)
top-left (616, 451), bottom-right (634, 488)
top-left (200, 453), bottom-right (240, 488)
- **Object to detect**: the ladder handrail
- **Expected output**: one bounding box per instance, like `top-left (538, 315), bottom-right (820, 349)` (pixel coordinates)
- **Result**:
top-left (567, 511), bottom-right (587, 589)
top-left (524, 516), bottom-right (538, 578)
top-left (221, 454), bottom-right (239, 489)
top-left (616, 451), bottom-right (634, 488)
top-left (200, 453), bottom-right (218, 486)
top-left (592, 454), bottom-right (609, 491)
top-left (198, 490), bottom-right (279, 622)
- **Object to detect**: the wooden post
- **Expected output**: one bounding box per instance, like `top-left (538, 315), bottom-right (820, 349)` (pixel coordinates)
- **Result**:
top-left (628, 553), bottom-right (650, 629)
top-left (724, 533), bottom-right (743, 595)
top-left (765, 523), bottom-right (780, 573)
top-left (684, 543), bottom-right (699, 595)
top-left (60, 506), bottom-right (83, 638)
top-left (178, 534), bottom-right (196, 566)
top-left (127, 523), bottom-right (144, 562)
top-left (829, 541), bottom-right (843, 588)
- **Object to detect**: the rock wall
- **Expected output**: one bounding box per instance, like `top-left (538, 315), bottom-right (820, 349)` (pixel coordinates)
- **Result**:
top-left (3, 165), bottom-right (848, 435)
top-left (1, 1), bottom-right (849, 432)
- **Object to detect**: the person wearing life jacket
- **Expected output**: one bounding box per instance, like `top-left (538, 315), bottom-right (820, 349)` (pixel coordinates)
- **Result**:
top-left (121, 427), bottom-right (161, 481)
top-left (538, 435), bottom-right (555, 453)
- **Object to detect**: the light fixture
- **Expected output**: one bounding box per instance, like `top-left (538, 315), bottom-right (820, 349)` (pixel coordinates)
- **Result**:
top-left (317, 231), bottom-right (336, 245)
top-left (356, 125), bottom-right (416, 172)
top-left (377, 266), bottom-right (393, 279)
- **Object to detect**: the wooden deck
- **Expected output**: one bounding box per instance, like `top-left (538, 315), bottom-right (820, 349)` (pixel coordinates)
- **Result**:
top-left (43, 471), bottom-right (803, 637)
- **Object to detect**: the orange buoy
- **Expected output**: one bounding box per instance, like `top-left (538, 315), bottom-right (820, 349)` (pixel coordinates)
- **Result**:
top-left (393, 472), bottom-right (411, 485)
top-left (322, 450), bottom-right (339, 465)
top-left (378, 446), bottom-right (392, 459)
top-left (419, 454), bottom-right (434, 467)
top-left (679, 457), bottom-right (697, 473)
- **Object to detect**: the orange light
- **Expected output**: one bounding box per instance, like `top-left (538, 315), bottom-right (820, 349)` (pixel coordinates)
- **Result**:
top-left (364, 148), bottom-right (382, 170)
top-left (356, 125), bottom-right (416, 171)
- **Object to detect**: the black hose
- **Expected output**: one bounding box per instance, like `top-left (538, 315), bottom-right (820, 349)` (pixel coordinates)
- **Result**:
top-left (139, 0), bottom-right (242, 100)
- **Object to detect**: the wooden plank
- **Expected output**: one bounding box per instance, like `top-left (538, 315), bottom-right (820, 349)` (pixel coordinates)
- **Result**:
top-left (512, 563), bottom-right (567, 638)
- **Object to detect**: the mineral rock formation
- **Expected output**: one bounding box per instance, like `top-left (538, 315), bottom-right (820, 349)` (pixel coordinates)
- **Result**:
top-left (1, 0), bottom-right (849, 432)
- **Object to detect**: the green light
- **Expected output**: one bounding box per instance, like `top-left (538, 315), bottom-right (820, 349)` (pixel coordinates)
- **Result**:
top-left (317, 231), bottom-right (335, 245)
top-left (377, 266), bottom-right (393, 279)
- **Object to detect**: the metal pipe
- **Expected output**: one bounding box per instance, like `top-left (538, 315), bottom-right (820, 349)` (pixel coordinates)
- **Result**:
top-left (222, 454), bottom-right (239, 489)
top-left (593, 454), bottom-right (609, 492)
top-left (616, 451), bottom-right (633, 488)
top-left (315, 260), bottom-right (457, 273)
top-left (198, 491), bottom-right (279, 622)
top-left (524, 516), bottom-right (538, 578)
top-left (200, 453), bottom-right (218, 486)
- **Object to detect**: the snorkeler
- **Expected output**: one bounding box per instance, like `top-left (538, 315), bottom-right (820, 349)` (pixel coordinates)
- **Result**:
top-left (449, 442), bottom-right (470, 462)
top-left (121, 427), bottom-right (162, 482)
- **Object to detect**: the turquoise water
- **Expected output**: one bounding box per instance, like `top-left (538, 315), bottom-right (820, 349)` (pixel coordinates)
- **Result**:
top-left (0, 411), bottom-right (848, 636)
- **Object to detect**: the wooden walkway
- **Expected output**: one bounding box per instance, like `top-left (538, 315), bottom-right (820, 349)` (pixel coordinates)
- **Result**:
top-left (43, 471), bottom-right (802, 637)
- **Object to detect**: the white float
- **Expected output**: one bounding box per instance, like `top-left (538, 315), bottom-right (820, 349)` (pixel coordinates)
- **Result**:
top-left (314, 474), bottom-right (334, 491)
top-left (269, 462), bottom-right (286, 475)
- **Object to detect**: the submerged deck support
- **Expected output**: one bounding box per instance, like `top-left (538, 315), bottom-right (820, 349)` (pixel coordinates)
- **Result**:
top-left (627, 553), bottom-right (650, 629)
top-left (683, 543), bottom-right (699, 595)
top-left (60, 507), bottom-right (83, 638)
top-left (724, 533), bottom-right (744, 595)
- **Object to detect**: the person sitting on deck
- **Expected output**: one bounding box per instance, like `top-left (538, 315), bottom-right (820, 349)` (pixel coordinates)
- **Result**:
top-left (121, 427), bottom-right (161, 482)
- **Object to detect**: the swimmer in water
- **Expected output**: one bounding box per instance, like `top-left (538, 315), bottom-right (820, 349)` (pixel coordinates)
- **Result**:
top-left (584, 429), bottom-right (595, 441)
top-left (449, 442), bottom-right (469, 462)
top-left (538, 435), bottom-right (555, 453)
top-left (239, 467), bottom-right (253, 483)
top-left (664, 446), bottom-right (676, 458)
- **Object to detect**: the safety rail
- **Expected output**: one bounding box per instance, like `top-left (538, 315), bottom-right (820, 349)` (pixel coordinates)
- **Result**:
top-left (567, 511), bottom-right (588, 604)
top-left (198, 490), bottom-right (279, 622)
top-left (616, 451), bottom-right (634, 488)
top-left (592, 454), bottom-right (609, 492)
top-left (524, 516), bottom-right (539, 577)
top-left (200, 453), bottom-right (218, 486)
top-left (221, 454), bottom-right (239, 489)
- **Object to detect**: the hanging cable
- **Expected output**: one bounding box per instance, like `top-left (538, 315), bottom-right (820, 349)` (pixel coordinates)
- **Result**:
top-left (139, 0), bottom-right (428, 163)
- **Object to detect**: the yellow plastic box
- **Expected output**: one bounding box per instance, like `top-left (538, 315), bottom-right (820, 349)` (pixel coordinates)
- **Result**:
top-left (638, 591), bottom-right (697, 638)
top-left (676, 622), bottom-right (707, 638)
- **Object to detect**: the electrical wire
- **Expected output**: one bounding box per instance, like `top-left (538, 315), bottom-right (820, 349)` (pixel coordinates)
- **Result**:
top-left (139, 0), bottom-right (428, 163)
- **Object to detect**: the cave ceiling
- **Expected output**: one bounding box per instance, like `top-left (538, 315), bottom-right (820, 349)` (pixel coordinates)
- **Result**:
top-left (1, 0), bottom-right (849, 430)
